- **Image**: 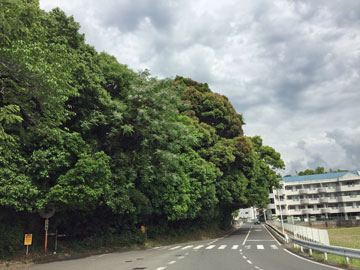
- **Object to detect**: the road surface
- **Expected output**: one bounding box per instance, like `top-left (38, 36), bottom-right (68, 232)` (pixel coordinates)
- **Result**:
top-left (28, 223), bottom-right (343, 270)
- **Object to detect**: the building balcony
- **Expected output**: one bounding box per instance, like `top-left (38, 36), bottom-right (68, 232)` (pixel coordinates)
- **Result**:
top-left (277, 200), bottom-right (287, 205)
top-left (287, 200), bottom-right (301, 205)
top-left (318, 187), bottom-right (327, 193)
top-left (300, 199), bottom-right (310, 204)
top-left (339, 196), bottom-right (360, 203)
top-left (334, 184), bottom-right (360, 192)
top-left (302, 209), bottom-right (311, 214)
top-left (299, 189), bottom-right (308, 195)
top-left (287, 209), bottom-right (302, 215)
top-left (320, 198), bottom-right (329, 203)
top-left (321, 208), bottom-right (331, 214)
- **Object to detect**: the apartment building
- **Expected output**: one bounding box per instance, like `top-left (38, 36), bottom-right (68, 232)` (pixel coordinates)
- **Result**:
top-left (266, 170), bottom-right (360, 221)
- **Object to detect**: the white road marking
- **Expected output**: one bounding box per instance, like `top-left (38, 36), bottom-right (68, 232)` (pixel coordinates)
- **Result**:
top-left (247, 240), bottom-right (275, 242)
top-left (270, 245), bottom-right (278, 250)
top-left (169, 246), bottom-right (181, 250)
top-left (207, 239), bottom-right (218, 245)
top-left (177, 256), bottom-right (185, 259)
top-left (239, 249), bottom-right (243, 252)
top-left (242, 255), bottom-right (247, 259)
top-left (244, 245), bottom-right (251, 249)
top-left (242, 226), bottom-right (252, 245)
top-left (181, 245), bottom-right (193, 250)
top-left (156, 267), bottom-right (167, 270)
top-left (257, 245), bottom-right (264, 250)
top-left (255, 229), bottom-right (262, 231)
top-left (168, 261), bottom-right (176, 265)
top-left (232, 245), bottom-right (239, 249)
top-left (218, 245), bottom-right (227, 249)
top-left (97, 254), bottom-right (107, 258)
top-left (263, 224), bottom-right (281, 245)
top-left (152, 247), bottom-right (161, 249)
top-left (206, 245), bottom-right (216, 249)
top-left (194, 245), bottom-right (204, 250)
top-left (283, 249), bottom-right (344, 270)
top-left (247, 260), bottom-right (252, 264)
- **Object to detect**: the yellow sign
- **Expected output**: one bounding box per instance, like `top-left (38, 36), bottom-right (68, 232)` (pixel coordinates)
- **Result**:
top-left (141, 226), bottom-right (146, 233)
top-left (24, 234), bottom-right (32, 245)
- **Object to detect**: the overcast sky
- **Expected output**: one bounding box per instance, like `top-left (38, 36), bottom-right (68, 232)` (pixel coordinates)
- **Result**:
top-left (39, 0), bottom-right (360, 175)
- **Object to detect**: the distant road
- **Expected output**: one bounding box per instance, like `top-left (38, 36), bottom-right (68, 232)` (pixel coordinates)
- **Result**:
top-left (29, 223), bottom-right (343, 270)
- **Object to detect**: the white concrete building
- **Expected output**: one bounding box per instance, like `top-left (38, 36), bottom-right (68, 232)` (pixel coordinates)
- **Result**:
top-left (266, 170), bottom-right (360, 221)
top-left (238, 207), bottom-right (257, 220)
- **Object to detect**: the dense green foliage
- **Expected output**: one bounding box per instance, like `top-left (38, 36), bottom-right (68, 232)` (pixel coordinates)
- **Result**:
top-left (296, 167), bottom-right (348, 176)
top-left (0, 0), bottom-right (284, 257)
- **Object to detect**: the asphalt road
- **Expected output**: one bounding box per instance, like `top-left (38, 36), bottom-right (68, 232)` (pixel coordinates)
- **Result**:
top-left (28, 223), bottom-right (343, 270)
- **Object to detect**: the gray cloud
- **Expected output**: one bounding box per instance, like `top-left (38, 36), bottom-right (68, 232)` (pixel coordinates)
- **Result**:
top-left (40, 0), bottom-right (360, 175)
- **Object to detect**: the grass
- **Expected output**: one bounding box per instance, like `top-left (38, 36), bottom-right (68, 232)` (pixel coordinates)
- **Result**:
top-left (303, 227), bottom-right (360, 269)
top-left (328, 227), bottom-right (360, 250)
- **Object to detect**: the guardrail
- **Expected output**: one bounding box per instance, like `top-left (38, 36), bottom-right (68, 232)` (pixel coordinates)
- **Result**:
top-left (265, 222), bottom-right (360, 265)
top-left (291, 237), bottom-right (360, 265)
top-left (266, 222), bottom-right (289, 243)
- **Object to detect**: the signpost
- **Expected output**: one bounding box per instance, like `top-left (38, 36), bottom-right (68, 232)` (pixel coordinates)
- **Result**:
top-left (44, 218), bottom-right (49, 254)
top-left (39, 207), bottom-right (55, 254)
top-left (24, 234), bottom-right (32, 256)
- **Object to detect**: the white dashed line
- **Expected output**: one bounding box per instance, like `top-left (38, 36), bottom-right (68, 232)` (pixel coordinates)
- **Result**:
top-left (242, 255), bottom-right (247, 259)
top-left (194, 245), bottom-right (204, 250)
top-left (247, 260), bottom-right (252, 264)
top-left (232, 245), bottom-right (239, 249)
top-left (218, 245), bottom-right (227, 249)
top-left (257, 245), bottom-right (264, 250)
top-left (168, 261), bottom-right (176, 265)
top-left (156, 267), bottom-right (167, 270)
top-left (206, 245), bottom-right (216, 249)
top-left (177, 256), bottom-right (185, 259)
top-left (169, 246), bottom-right (181, 250)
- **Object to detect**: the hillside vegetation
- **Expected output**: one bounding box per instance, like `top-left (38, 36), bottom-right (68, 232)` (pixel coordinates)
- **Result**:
top-left (0, 0), bottom-right (284, 257)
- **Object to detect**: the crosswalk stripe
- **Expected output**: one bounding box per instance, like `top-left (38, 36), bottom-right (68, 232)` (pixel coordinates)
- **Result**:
top-left (257, 245), bottom-right (264, 249)
top-left (169, 246), bottom-right (181, 250)
top-left (245, 245), bottom-right (251, 249)
top-left (232, 245), bottom-right (239, 249)
top-left (218, 245), bottom-right (227, 249)
top-left (182, 245), bottom-right (193, 250)
top-left (206, 245), bottom-right (216, 249)
top-left (194, 245), bottom-right (204, 250)
top-left (270, 245), bottom-right (278, 250)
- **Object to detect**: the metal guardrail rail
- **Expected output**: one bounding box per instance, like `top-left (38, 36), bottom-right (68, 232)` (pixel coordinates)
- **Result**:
top-left (266, 222), bottom-right (289, 242)
top-left (265, 222), bottom-right (360, 265)
top-left (291, 237), bottom-right (360, 260)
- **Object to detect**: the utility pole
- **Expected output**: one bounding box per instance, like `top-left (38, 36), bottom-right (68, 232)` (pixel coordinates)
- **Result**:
top-left (277, 187), bottom-right (285, 234)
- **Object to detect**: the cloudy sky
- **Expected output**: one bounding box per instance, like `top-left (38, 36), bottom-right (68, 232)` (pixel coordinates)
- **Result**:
top-left (39, 0), bottom-right (360, 175)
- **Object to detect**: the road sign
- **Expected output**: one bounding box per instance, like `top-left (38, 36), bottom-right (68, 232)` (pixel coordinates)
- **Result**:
top-left (24, 234), bottom-right (32, 245)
